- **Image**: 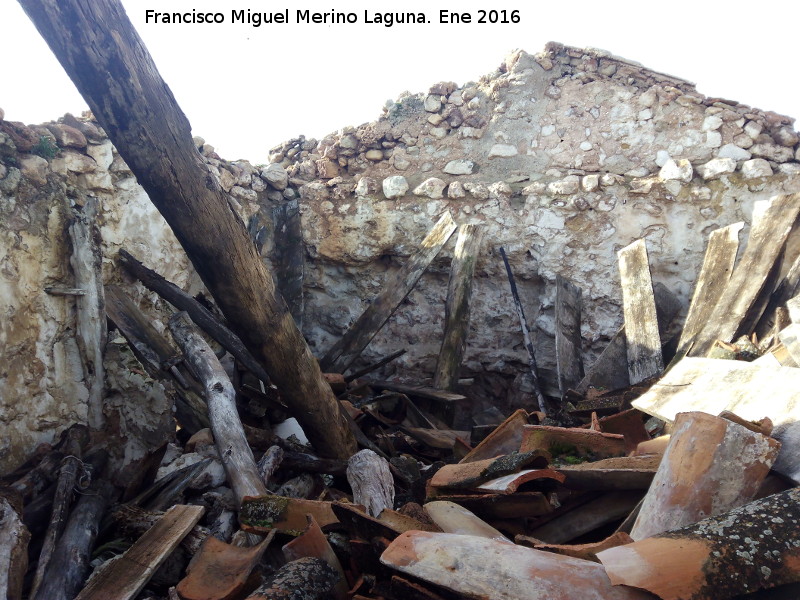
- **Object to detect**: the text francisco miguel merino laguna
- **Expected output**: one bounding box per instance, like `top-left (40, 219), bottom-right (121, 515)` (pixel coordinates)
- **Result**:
top-left (144, 8), bottom-right (521, 28)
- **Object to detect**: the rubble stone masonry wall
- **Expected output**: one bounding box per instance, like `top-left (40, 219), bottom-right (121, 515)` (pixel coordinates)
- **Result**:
top-left (2, 43), bottom-right (799, 472)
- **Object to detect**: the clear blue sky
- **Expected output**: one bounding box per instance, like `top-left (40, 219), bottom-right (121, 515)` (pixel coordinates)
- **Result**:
top-left (2, 0), bottom-right (798, 163)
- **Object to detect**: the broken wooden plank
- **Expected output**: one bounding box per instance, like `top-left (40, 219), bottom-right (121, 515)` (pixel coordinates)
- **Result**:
top-left (321, 211), bottom-right (457, 373)
top-left (68, 197), bottom-right (106, 428)
top-left (629, 411), bottom-right (780, 541)
top-left (554, 275), bottom-right (584, 397)
top-left (598, 487), bottom-right (800, 600)
top-left (576, 282), bottom-right (680, 393)
top-left (675, 222), bottom-right (743, 360)
top-left (380, 532), bottom-right (653, 600)
top-left (500, 246), bottom-right (547, 414)
top-left (525, 491), bottom-right (643, 544)
top-left (169, 312), bottom-right (267, 505)
top-left (690, 194), bottom-right (800, 356)
top-left (618, 239), bottom-right (663, 384)
top-left (631, 357), bottom-right (800, 482)
top-left (344, 349), bottom-right (406, 382)
top-left (434, 223), bottom-right (484, 391)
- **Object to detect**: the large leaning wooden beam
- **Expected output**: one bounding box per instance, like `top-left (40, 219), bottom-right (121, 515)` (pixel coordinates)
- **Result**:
top-left (19, 0), bottom-right (356, 458)
top-left (321, 211), bottom-right (457, 373)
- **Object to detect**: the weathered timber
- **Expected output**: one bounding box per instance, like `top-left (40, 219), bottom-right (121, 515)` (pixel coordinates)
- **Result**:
top-left (245, 557), bottom-right (340, 600)
top-left (0, 495), bottom-right (29, 600)
top-left (75, 504), bottom-right (205, 600)
top-left (554, 275), bottom-right (584, 397)
top-left (499, 247), bottom-right (547, 414)
top-left (526, 491), bottom-right (643, 544)
top-left (758, 253), bottom-right (800, 338)
top-left (118, 249), bottom-right (272, 386)
top-left (346, 449), bottom-right (395, 517)
top-left (321, 211), bottom-right (457, 373)
top-left (344, 349), bottom-right (405, 382)
top-left (18, 0), bottom-right (355, 459)
top-left (33, 480), bottom-right (116, 600)
top-left (29, 454), bottom-right (85, 598)
top-left (68, 198), bottom-right (106, 428)
top-left (367, 380), bottom-right (466, 403)
top-left (135, 457), bottom-right (212, 512)
top-left (257, 445), bottom-right (284, 487)
top-left (674, 222), bottom-right (743, 362)
top-left (618, 239), bottom-right (663, 384)
top-left (576, 282), bottom-right (680, 393)
top-left (598, 488), bottom-right (800, 600)
top-left (433, 223), bottom-right (484, 391)
top-left (632, 357), bottom-right (800, 483)
top-left (44, 286), bottom-right (86, 296)
top-left (690, 194), bottom-right (800, 356)
top-left (629, 411), bottom-right (780, 541)
top-left (111, 505), bottom-right (209, 555)
top-left (380, 532), bottom-right (653, 600)
top-left (272, 199), bottom-right (305, 327)
top-left (169, 312), bottom-right (267, 505)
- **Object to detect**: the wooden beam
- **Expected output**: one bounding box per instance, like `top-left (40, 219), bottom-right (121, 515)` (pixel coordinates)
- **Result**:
top-left (618, 239), bottom-right (662, 384)
top-left (18, 0), bottom-right (356, 459)
top-left (434, 223), bottom-right (484, 391)
top-left (168, 313), bottom-right (267, 505)
top-left (272, 199), bottom-right (305, 327)
top-left (554, 275), bottom-right (583, 397)
top-left (674, 222), bottom-right (742, 361)
top-left (689, 194), bottom-right (800, 356)
top-left (321, 211), bottom-right (457, 373)
top-left (67, 198), bottom-right (106, 428)
top-left (500, 247), bottom-right (547, 414)
top-left (75, 505), bottom-right (205, 600)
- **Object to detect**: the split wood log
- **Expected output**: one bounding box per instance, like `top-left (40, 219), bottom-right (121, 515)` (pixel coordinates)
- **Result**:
top-left (33, 480), bottom-right (116, 600)
top-left (380, 532), bottom-right (654, 600)
top-left (75, 504), bottom-right (205, 600)
top-left (689, 194), bottom-right (800, 356)
top-left (117, 250), bottom-right (272, 386)
top-left (321, 211), bottom-right (457, 373)
top-left (272, 199), bottom-right (305, 327)
top-left (433, 223), bottom-right (484, 391)
top-left (245, 557), bottom-right (339, 600)
top-left (168, 312), bottom-right (266, 505)
top-left (598, 487), bottom-right (800, 600)
top-left (499, 246), bottom-right (547, 414)
top-left (18, 0), bottom-right (355, 459)
top-left (618, 239), bottom-right (663, 384)
top-left (347, 449), bottom-right (394, 517)
top-left (257, 445), bottom-right (284, 487)
top-left (0, 495), bottom-right (29, 600)
top-left (631, 357), bottom-right (800, 483)
top-left (67, 197), bottom-right (106, 429)
top-left (629, 411), bottom-right (780, 540)
top-left (674, 222), bottom-right (743, 363)
top-left (344, 349), bottom-right (406, 383)
top-left (554, 275), bottom-right (584, 397)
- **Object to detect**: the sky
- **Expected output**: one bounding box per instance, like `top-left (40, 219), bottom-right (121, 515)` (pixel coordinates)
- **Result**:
top-left (2, 0), bottom-right (798, 164)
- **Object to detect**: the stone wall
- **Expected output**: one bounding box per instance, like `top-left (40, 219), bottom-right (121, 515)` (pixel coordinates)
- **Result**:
top-left (2, 42), bottom-right (799, 473)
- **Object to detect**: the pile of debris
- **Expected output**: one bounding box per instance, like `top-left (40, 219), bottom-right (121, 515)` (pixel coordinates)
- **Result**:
top-left (2, 192), bottom-right (799, 600)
